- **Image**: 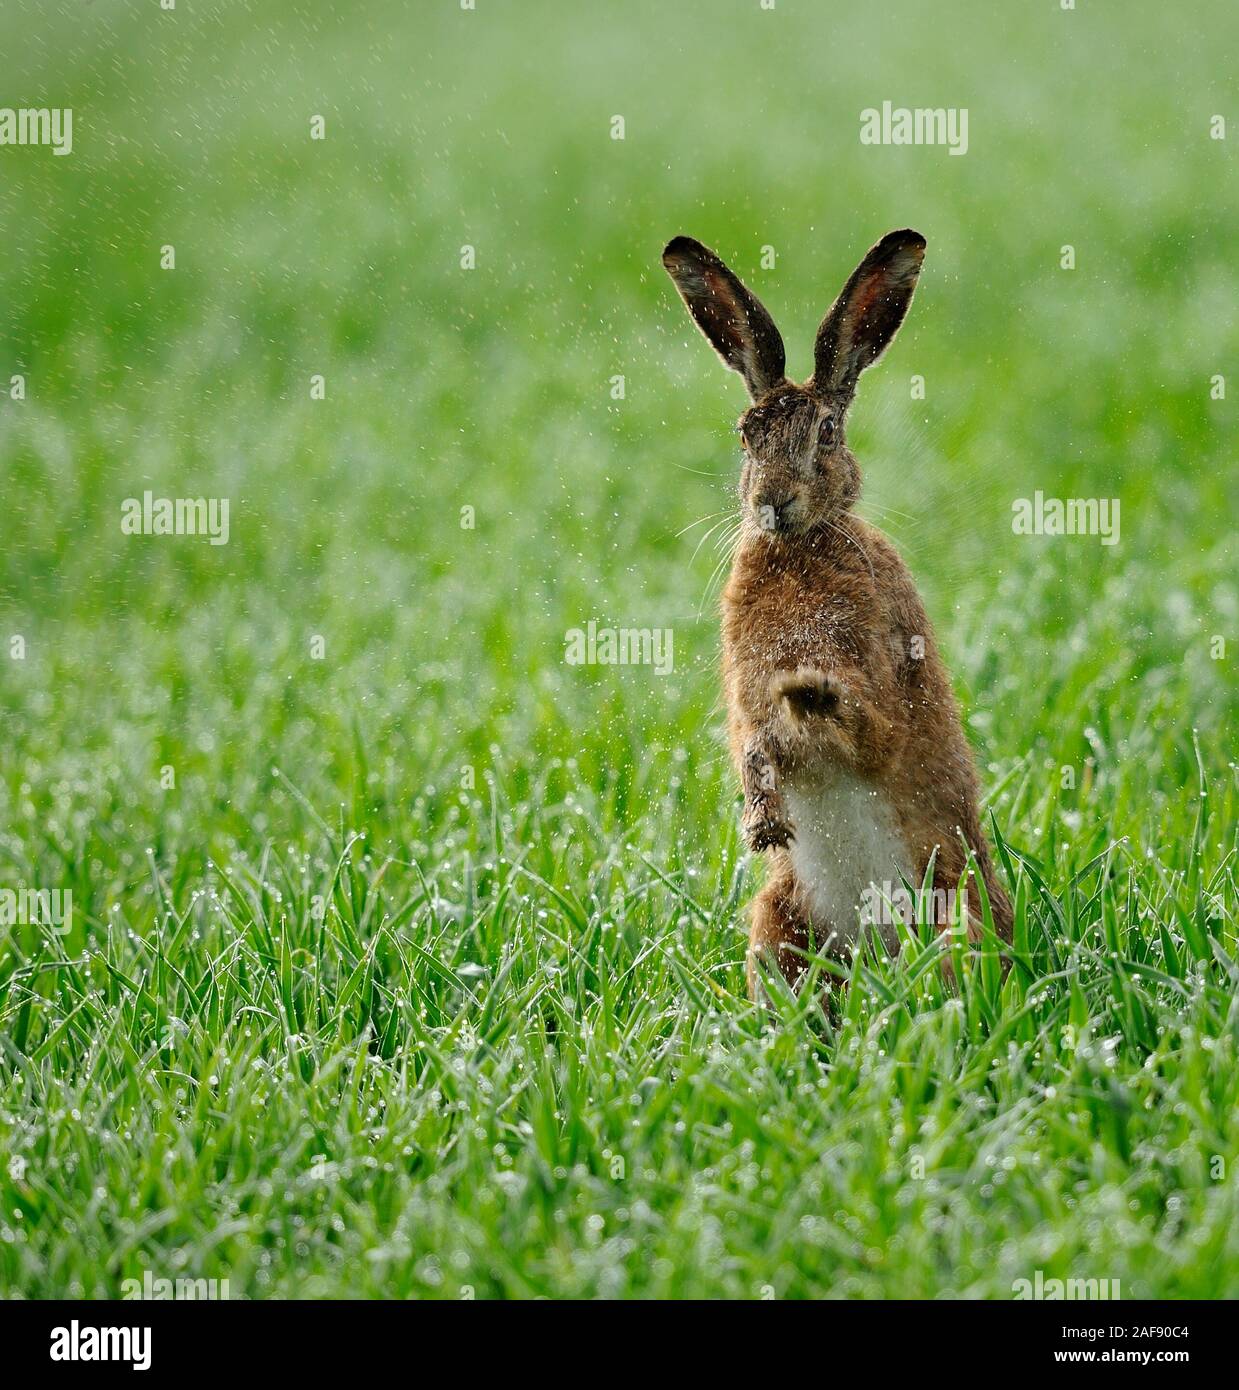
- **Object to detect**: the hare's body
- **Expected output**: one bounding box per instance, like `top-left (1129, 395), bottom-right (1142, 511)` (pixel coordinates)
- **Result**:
top-left (723, 510), bottom-right (1010, 985)
top-left (663, 228), bottom-right (1011, 995)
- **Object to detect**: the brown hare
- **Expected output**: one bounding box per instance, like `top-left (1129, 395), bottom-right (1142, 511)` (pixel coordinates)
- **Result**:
top-left (662, 229), bottom-right (1011, 996)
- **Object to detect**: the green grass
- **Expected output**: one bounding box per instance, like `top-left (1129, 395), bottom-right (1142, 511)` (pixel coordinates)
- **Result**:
top-left (0, 0), bottom-right (1236, 1299)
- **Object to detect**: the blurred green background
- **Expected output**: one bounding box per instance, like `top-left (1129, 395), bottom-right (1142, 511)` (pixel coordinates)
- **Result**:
top-left (0, 0), bottom-right (1235, 1299)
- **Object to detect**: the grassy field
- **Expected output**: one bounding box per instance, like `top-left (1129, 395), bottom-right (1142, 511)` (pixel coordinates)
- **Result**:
top-left (0, 0), bottom-right (1236, 1299)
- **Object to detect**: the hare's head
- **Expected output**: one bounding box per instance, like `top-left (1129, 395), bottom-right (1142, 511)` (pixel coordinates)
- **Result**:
top-left (663, 229), bottom-right (924, 541)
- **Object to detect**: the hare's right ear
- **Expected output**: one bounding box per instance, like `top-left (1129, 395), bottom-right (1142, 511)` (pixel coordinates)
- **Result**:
top-left (813, 229), bottom-right (925, 398)
top-left (662, 237), bottom-right (786, 401)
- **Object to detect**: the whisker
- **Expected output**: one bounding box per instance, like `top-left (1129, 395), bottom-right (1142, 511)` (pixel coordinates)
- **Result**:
top-left (676, 508), bottom-right (731, 539)
top-left (862, 500), bottom-right (917, 523)
top-left (689, 515), bottom-right (735, 565)
top-left (671, 461), bottom-right (734, 478)
top-left (827, 516), bottom-right (876, 582)
top-left (697, 524), bottom-right (742, 618)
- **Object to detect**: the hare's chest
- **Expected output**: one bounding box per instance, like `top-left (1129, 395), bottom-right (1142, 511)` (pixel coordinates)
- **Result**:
top-left (784, 772), bottom-right (913, 954)
top-left (726, 586), bottom-right (855, 710)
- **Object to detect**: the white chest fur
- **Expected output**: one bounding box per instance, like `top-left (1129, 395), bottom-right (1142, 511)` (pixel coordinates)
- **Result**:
top-left (784, 772), bottom-right (913, 955)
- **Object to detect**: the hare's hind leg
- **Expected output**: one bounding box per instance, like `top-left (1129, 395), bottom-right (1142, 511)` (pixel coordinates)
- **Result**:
top-left (748, 867), bottom-right (813, 998)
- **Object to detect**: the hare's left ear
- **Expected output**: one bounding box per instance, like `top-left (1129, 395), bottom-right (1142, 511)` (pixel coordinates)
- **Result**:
top-left (813, 229), bottom-right (925, 398)
top-left (662, 236), bottom-right (786, 401)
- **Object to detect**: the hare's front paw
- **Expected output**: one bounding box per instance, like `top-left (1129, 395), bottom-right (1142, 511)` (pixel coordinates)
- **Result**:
top-left (772, 666), bottom-right (842, 722)
top-left (743, 793), bottom-right (794, 852)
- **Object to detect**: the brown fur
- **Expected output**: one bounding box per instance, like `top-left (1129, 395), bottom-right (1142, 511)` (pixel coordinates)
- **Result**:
top-left (664, 230), bottom-right (1011, 997)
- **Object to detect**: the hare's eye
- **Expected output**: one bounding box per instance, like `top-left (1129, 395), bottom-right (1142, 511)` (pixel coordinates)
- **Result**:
top-left (819, 416), bottom-right (836, 446)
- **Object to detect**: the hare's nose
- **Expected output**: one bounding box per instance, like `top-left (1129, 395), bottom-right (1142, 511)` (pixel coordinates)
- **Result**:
top-left (753, 493), bottom-right (795, 532)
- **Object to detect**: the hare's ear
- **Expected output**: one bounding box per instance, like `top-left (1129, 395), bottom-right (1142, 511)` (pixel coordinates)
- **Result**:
top-left (812, 229), bottom-right (925, 398)
top-left (662, 236), bottom-right (786, 401)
